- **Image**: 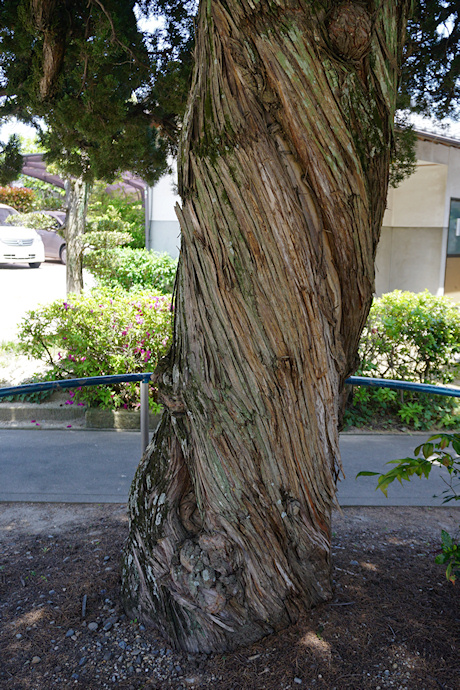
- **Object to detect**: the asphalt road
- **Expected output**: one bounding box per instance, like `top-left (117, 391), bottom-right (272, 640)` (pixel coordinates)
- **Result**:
top-left (0, 429), bottom-right (455, 506)
top-left (0, 260), bottom-right (66, 342)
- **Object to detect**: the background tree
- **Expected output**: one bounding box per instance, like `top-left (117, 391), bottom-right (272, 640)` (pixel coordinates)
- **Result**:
top-left (0, 0), bottom-right (192, 291)
top-left (121, 0), bottom-right (412, 653)
top-left (0, 134), bottom-right (23, 187)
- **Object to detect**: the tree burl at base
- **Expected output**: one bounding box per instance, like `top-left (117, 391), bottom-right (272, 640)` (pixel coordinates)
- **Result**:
top-left (122, 0), bottom-right (411, 653)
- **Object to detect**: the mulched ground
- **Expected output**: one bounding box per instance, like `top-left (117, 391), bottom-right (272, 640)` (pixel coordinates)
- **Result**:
top-left (0, 504), bottom-right (459, 690)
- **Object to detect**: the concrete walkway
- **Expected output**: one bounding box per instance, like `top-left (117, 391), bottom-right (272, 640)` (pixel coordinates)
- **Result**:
top-left (0, 429), bottom-right (455, 506)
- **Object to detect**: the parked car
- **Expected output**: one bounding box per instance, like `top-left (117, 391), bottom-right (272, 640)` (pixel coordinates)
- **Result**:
top-left (29, 211), bottom-right (66, 264)
top-left (0, 203), bottom-right (45, 269)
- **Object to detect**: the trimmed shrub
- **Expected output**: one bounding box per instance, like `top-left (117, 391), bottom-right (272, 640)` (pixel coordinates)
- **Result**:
top-left (17, 287), bottom-right (173, 411)
top-left (360, 290), bottom-right (460, 385)
top-left (345, 291), bottom-right (460, 430)
top-left (85, 247), bottom-right (178, 294)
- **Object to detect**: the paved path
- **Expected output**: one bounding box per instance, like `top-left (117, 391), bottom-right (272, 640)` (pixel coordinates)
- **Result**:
top-left (0, 429), bottom-right (454, 506)
top-left (0, 261), bottom-right (66, 342)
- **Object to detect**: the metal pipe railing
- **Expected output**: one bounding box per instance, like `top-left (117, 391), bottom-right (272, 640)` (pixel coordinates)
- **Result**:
top-left (0, 373), bottom-right (154, 453)
top-left (345, 376), bottom-right (460, 398)
top-left (2, 374), bottom-right (460, 453)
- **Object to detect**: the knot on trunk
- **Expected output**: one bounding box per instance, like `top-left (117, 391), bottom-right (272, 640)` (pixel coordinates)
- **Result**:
top-left (328, 2), bottom-right (372, 61)
top-left (172, 535), bottom-right (240, 616)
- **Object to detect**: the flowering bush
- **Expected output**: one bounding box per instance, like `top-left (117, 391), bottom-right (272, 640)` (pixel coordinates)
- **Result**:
top-left (17, 287), bottom-right (173, 411)
top-left (0, 186), bottom-right (35, 212)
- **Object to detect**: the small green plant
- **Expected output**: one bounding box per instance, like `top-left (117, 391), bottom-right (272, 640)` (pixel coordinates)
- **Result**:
top-left (398, 401), bottom-right (425, 428)
top-left (17, 287), bottom-right (173, 410)
top-left (357, 432), bottom-right (460, 583)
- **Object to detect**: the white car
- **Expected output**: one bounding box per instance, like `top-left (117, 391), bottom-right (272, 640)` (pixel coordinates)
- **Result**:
top-left (0, 203), bottom-right (45, 268)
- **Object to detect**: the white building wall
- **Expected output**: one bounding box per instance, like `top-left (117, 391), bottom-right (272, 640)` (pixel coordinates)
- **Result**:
top-left (145, 163), bottom-right (181, 259)
top-left (375, 136), bottom-right (460, 299)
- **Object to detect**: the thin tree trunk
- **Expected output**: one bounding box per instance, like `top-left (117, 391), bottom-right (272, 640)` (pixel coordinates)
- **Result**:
top-left (122, 0), bottom-right (410, 653)
top-left (65, 176), bottom-right (91, 294)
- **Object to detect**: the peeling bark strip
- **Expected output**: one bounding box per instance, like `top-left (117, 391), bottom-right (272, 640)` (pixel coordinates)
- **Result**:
top-left (122, 0), bottom-right (411, 653)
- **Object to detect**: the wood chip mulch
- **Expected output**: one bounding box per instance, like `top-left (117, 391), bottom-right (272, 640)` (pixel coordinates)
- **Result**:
top-left (0, 504), bottom-right (459, 689)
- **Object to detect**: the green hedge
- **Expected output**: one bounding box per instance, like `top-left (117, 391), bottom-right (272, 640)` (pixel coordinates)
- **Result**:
top-left (85, 247), bottom-right (178, 294)
top-left (345, 291), bottom-right (460, 430)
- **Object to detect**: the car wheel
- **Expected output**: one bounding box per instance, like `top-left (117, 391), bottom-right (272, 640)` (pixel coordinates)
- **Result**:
top-left (60, 245), bottom-right (67, 265)
top-left (29, 262), bottom-right (41, 269)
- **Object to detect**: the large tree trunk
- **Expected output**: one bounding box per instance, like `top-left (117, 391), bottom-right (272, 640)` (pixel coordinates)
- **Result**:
top-left (122, 0), bottom-right (410, 653)
top-left (65, 176), bottom-right (91, 294)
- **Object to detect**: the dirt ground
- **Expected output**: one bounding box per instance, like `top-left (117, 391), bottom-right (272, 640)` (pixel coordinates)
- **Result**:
top-left (0, 503), bottom-right (459, 690)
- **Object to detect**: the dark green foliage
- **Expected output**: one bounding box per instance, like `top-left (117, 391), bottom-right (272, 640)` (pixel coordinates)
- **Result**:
top-left (85, 247), bottom-right (178, 294)
top-left (390, 109), bottom-right (417, 188)
top-left (402, 0), bottom-right (460, 118)
top-left (0, 0), bottom-right (193, 184)
top-left (0, 135), bottom-right (23, 186)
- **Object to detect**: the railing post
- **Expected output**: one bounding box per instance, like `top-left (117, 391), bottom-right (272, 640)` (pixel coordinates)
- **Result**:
top-left (140, 375), bottom-right (151, 453)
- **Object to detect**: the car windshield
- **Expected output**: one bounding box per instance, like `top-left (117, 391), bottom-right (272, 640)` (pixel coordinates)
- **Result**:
top-left (0, 208), bottom-right (18, 224)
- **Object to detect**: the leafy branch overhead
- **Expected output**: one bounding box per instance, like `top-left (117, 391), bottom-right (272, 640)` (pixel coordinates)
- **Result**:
top-left (0, 0), bottom-right (195, 183)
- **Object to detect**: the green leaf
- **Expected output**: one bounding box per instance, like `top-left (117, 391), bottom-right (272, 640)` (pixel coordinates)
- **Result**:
top-left (441, 530), bottom-right (453, 549)
top-left (422, 443), bottom-right (434, 458)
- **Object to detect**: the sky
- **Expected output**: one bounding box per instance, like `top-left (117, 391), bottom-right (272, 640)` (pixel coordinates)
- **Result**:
top-left (0, 118), bottom-right (38, 143)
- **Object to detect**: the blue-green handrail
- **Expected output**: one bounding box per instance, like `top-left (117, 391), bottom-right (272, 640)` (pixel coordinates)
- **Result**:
top-left (2, 375), bottom-right (460, 452)
top-left (0, 373), bottom-right (155, 452)
top-left (0, 372), bottom-right (153, 399)
top-left (345, 376), bottom-right (460, 398)
top-left (2, 374), bottom-right (459, 401)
